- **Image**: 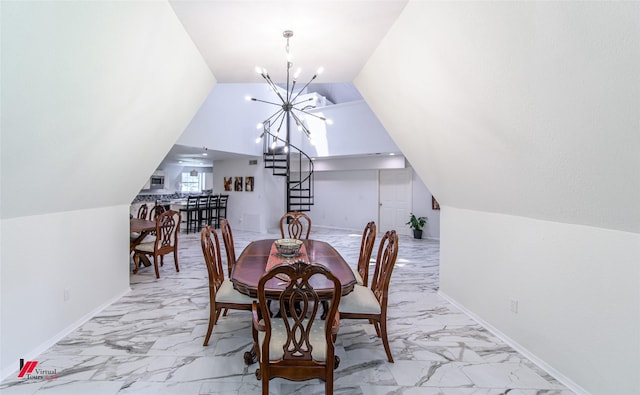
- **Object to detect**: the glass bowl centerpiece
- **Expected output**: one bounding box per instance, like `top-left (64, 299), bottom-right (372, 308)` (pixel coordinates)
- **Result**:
top-left (274, 238), bottom-right (303, 257)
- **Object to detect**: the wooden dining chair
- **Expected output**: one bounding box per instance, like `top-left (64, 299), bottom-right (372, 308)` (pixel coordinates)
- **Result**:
top-left (353, 221), bottom-right (377, 286)
top-left (200, 225), bottom-right (254, 346)
top-left (338, 230), bottom-right (398, 362)
top-left (279, 211), bottom-right (311, 240)
top-left (133, 210), bottom-right (181, 279)
top-left (250, 260), bottom-right (341, 395)
top-left (219, 218), bottom-right (236, 276)
top-left (148, 204), bottom-right (166, 221)
top-left (136, 203), bottom-right (148, 219)
top-left (130, 203), bottom-right (150, 251)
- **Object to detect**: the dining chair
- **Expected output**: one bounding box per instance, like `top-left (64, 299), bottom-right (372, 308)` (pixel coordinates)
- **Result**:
top-left (136, 203), bottom-right (148, 219)
top-left (250, 260), bottom-right (341, 395)
top-left (200, 225), bottom-right (254, 346)
top-left (179, 196), bottom-right (199, 234)
top-left (130, 203), bottom-right (150, 252)
top-left (279, 211), bottom-right (311, 239)
top-left (133, 210), bottom-right (181, 279)
top-left (145, 204), bottom-right (166, 240)
top-left (219, 218), bottom-right (236, 276)
top-left (353, 221), bottom-right (377, 286)
top-left (148, 204), bottom-right (166, 221)
top-left (338, 229), bottom-right (398, 362)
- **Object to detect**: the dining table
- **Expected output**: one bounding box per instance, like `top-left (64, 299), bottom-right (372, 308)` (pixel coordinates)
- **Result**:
top-left (231, 238), bottom-right (357, 299)
top-left (231, 238), bottom-right (356, 365)
top-left (130, 218), bottom-right (156, 270)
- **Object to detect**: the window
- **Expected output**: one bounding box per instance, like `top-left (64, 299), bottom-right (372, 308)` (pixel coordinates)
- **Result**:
top-left (181, 172), bottom-right (205, 193)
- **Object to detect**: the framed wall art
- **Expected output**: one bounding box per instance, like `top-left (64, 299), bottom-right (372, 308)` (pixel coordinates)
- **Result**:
top-left (432, 196), bottom-right (440, 210)
top-left (234, 177), bottom-right (243, 192)
top-left (224, 177), bottom-right (232, 191)
top-left (245, 176), bottom-right (254, 192)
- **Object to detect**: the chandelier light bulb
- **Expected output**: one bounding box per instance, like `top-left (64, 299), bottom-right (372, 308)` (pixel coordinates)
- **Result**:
top-left (255, 137), bottom-right (262, 144)
top-left (256, 122), bottom-right (263, 129)
top-left (284, 145), bottom-right (289, 153)
top-left (294, 68), bottom-right (301, 79)
top-left (245, 95), bottom-right (252, 101)
top-left (325, 118), bottom-right (333, 125)
top-left (316, 67), bottom-right (324, 75)
top-left (255, 66), bottom-right (262, 74)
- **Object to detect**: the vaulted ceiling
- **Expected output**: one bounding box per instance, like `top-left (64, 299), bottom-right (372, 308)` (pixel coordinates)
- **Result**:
top-left (169, 0), bottom-right (409, 84)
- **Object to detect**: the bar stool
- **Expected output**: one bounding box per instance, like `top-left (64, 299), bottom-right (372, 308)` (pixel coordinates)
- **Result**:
top-left (179, 196), bottom-right (199, 234)
top-left (207, 194), bottom-right (220, 228)
top-left (217, 195), bottom-right (229, 226)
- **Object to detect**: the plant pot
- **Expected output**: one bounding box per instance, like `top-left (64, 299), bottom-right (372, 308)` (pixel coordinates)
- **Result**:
top-left (413, 229), bottom-right (423, 239)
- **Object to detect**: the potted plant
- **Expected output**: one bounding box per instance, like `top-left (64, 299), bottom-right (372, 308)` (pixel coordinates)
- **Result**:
top-left (406, 213), bottom-right (427, 239)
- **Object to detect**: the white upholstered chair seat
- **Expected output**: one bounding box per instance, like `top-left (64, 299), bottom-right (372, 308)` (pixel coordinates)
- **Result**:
top-left (257, 318), bottom-right (329, 362)
top-left (216, 279), bottom-right (255, 304)
top-left (134, 241), bottom-right (157, 253)
top-left (338, 284), bottom-right (381, 314)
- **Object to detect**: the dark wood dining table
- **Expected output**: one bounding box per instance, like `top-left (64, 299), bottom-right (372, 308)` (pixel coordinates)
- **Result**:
top-left (231, 238), bottom-right (357, 299)
top-left (130, 218), bottom-right (156, 269)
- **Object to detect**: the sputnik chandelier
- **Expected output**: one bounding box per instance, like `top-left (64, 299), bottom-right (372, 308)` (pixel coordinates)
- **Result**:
top-left (248, 30), bottom-right (332, 151)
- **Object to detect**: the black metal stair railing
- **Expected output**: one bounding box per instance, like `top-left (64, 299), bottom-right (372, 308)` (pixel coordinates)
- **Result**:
top-left (262, 129), bottom-right (314, 213)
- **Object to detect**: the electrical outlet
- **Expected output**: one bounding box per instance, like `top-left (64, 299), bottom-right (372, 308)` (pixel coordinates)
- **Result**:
top-left (510, 298), bottom-right (518, 313)
top-left (64, 288), bottom-right (70, 302)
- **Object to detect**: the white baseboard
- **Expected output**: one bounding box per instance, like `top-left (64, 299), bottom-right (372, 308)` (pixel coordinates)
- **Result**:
top-left (438, 290), bottom-right (590, 395)
top-left (1, 287), bottom-right (131, 381)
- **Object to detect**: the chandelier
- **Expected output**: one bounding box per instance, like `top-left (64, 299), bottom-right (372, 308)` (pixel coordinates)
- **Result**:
top-left (248, 30), bottom-right (332, 151)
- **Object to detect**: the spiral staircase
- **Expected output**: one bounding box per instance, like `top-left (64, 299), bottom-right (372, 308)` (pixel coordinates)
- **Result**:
top-left (261, 126), bottom-right (314, 213)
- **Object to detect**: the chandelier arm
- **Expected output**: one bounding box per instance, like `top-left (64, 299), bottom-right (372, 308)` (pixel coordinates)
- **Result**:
top-left (291, 97), bottom-right (314, 107)
top-left (274, 110), bottom-right (287, 135)
top-left (261, 108), bottom-right (285, 125)
top-left (290, 75), bottom-right (318, 103)
top-left (292, 107), bottom-right (327, 121)
top-left (290, 112), bottom-right (311, 138)
top-left (252, 98), bottom-right (284, 107)
top-left (262, 73), bottom-right (287, 104)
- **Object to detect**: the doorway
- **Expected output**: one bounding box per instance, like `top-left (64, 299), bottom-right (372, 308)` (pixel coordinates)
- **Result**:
top-left (378, 168), bottom-right (412, 236)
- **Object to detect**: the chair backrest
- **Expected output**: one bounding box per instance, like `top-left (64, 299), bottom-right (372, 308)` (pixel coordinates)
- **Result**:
top-left (198, 195), bottom-right (209, 208)
top-left (186, 196), bottom-right (198, 208)
top-left (256, 260), bottom-right (341, 365)
top-left (370, 230), bottom-right (399, 308)
top-left (201, 225), bottom-right (224, 292)
top-left (219, 218), bottom-right (235, 275)
top-left (208, 194), bottom-right (220, 208)
top-left (279, 212), bottom-right (312, 239)
top-left (155, 210), bottom-right (181, 251)
top-left (137, 204), bottom-right (148, 219)
top-left (149, 205), bottom-right (166, 221)
top-left (218, 194), bottom-right (229, 207)
top-left (357, 221), bottom-right (377, 286)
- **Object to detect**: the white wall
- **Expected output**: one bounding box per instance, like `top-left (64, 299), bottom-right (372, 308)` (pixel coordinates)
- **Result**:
top-left (440, 208), bottom-right (640, 394)
top-left (356, 2), bottom-right (639, 393)
top-left (1, 1), bottom-right (214, 378)
top-left (178, 84), bottom-right (400, 159)
top-left (210, 157), bottom-right (440, 238)
top-left (0, 207), bottom-right (131, 379)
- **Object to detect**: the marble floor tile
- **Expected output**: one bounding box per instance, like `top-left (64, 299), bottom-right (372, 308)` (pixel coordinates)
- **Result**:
top-left (0, 227), bottom-right (574, 394)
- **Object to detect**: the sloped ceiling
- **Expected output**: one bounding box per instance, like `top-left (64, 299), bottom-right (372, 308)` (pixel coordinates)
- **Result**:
top-left (1, 1), bottom-right (215, 218)
top-left (355, 1), bottom-right (640, 233)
